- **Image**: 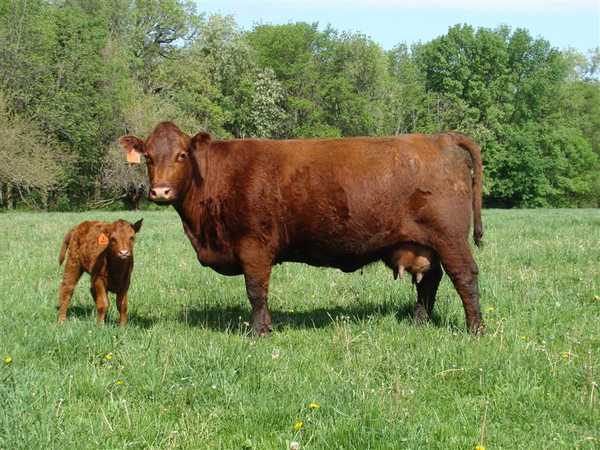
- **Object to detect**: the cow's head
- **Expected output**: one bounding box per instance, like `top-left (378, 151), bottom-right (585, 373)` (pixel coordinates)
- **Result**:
top-left (118, 122), bottom-right (211, 205)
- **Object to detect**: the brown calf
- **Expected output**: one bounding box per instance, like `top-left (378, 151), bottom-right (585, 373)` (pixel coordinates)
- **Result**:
top-left (57, 219), bottom-right (142, 325)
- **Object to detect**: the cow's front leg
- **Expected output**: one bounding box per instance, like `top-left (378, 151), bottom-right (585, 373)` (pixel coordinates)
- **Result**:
top-left (240, 241), bottom-right (273, 336)
top-left (244, 271), bottom-right (272, 336)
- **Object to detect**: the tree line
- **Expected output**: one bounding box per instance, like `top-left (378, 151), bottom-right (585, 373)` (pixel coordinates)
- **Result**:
top-left (1, 0), bottom-right (598, 210)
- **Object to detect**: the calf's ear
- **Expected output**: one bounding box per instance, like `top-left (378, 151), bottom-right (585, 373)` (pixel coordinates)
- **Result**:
top-left (189, 131), bottom-right (211, 182)
top-left (118, 135), bottom-right (145, 164)
top-left (132, 218), bottom-right (143, 233)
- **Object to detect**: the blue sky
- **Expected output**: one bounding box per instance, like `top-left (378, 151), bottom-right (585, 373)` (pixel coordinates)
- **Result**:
top-left (195, 0), bottom-right (599, 53)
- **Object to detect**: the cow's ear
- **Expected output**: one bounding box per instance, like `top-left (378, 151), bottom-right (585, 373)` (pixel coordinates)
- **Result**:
top-left (131, 218), bottom-right (143, 233)
top-left (119, 135), bottom-right (145, 163)
top-left (189, 131), bottom-right (211, 182)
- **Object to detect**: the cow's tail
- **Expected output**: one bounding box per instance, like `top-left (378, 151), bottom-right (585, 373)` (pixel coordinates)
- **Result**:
top-left (59, 230), bottom-right (72, 265)
top-left (450, 133), bottom-right (484, 247)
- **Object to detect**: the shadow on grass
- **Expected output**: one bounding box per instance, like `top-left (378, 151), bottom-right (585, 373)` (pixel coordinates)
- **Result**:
top-left (176, 298), bottom-right (457, 332)
top-left (62, 297), bottom-right (464, 332)
top-left (62, 304), bottom-right (158, 329)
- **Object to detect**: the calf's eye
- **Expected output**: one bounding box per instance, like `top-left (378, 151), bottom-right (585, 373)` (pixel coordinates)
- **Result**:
top-left (177, 152), bottom-right (188, 161)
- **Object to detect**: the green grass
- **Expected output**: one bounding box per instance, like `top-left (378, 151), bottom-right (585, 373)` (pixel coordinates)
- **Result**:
top-left (1, 209), bottom-right (599, 449)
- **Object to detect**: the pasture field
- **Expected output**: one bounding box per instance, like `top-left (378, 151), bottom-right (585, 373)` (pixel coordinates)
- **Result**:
top-left (1, 209), bottom-right (599, 449)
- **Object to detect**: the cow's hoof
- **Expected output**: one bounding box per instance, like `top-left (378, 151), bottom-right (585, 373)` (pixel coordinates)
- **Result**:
top-left (253, 324), bottom-right (272, 337)
top-left (469, 321), bottom-right (485, 336)
top-left (251, 317), bottom-right (273, 336)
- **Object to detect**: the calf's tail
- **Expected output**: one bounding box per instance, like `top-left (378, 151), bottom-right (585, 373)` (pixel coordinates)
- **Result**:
top-left (59, 230), bottom-right (72, 265)
top-left (449, 133), bottom-right (484, 247)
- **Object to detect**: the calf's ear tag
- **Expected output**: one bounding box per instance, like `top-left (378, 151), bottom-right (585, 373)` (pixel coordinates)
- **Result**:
top-left (126, 149), bottom-right (141, 164)
top-left (98, 233), bottom-right (109, 246)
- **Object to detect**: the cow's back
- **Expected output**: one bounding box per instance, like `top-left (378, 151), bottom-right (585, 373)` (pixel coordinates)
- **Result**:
top-left (207, 134), bottom-right (475, 269)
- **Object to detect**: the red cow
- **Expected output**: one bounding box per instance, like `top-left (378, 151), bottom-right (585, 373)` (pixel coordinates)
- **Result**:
top-left (120, 123), bottom-right (483, 334)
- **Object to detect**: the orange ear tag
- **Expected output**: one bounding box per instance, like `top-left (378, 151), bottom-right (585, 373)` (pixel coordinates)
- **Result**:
top-left (98, 233), bottom-right (109, 246)
top-left (126, 149), bottom-right (141, 164)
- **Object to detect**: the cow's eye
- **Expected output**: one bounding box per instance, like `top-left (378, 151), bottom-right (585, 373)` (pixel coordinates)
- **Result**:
top-left (177, 152), bottom-right (188, 162)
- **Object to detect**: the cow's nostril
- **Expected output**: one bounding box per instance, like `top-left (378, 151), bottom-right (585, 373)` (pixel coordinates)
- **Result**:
top-left (149, 186), bottom-right (172, 201)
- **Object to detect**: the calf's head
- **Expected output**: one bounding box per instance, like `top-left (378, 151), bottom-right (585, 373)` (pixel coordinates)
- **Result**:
top-left (119, 122), bottom-right (210, 205)
top-left (107, 219), bottom-right (143, 260)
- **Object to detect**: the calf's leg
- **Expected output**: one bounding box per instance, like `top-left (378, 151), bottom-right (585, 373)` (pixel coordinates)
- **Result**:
top-left (57, 260), bottom-right (82, 323)
top-left (116, 292), bottom-right (128, 326)
top-left (91, 279), bottom-right (110, 325)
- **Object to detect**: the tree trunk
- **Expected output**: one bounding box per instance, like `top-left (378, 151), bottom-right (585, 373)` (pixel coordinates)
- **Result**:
top-left (6, 184), bottom-right (13, 209)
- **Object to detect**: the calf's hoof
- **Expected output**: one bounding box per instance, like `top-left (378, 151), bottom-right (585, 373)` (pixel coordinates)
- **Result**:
top-left (413, 304), bottom-right (431, 324)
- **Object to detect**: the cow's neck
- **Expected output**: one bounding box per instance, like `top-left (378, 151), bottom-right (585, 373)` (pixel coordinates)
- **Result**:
top-left (174, 180), bottom-right (211, 251)
top-left (174, 178), bottom-right (238, 274)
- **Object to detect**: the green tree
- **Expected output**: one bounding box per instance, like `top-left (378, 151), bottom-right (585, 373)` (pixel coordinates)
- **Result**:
top-left (0, 92), bottom-right (70, 209)
top-left (232, 68), bottom-right (287, 138)
top-left (416, 25), bottom-right (598, 206)
top-left (247, 22), bottom-right (335, 137)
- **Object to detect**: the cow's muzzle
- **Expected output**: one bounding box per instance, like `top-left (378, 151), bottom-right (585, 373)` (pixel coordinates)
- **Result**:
top-left (149, 185), bottom-right (175, 203)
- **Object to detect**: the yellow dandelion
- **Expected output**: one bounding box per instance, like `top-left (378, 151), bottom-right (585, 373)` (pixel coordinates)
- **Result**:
top-left (486, 306), bottom-right (495, 313)
top-left (115, 379), bottom-right (124, 385)
top-left (3, 355), bottom-right (12, 365)
top-left (475, 445), bottom-right (486, 450)
top-left (104, 352), bottom-right (113, 361)
top-left (293, 420), bottom-right (304, 432)
top-left (561, 351), bottom-right (574, 359)
top-left (308, 402), bottom-right (320, 410)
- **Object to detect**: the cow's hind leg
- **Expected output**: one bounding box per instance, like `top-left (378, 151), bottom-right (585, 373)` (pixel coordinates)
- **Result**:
top-left (434, 240), bottom-right (483, 334)
top-left (414, 259), bottom-right (443, 323)
top-left (240, 240), bottom-right (273, 336)
top-left (57, 260), bottom-right (82, 323)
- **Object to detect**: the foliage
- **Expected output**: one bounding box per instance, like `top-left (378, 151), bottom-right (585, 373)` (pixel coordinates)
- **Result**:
top-left (0, 92), bottom-right (70, 208)
top-left (0, 2), bottom-right (598, 208)
top-left (415, 25), bottom-right (600, 206)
